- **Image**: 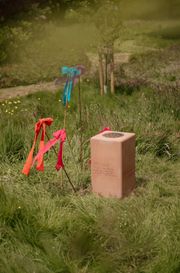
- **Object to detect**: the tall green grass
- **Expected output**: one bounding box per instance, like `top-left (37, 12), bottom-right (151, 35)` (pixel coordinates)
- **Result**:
top-left (0, 85), bottom-right (180, 272)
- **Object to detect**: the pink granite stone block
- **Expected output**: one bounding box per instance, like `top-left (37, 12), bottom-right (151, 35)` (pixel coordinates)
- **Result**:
top-left (91, 131), bottom-right (135, 198)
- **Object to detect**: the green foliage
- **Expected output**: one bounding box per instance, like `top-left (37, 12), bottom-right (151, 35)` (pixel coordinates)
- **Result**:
top-left (65, 1), bottom-right (123, 46)
top-left (0, 27), bottom-right (12, 64)
top-left (0, 2), bottom-right (53, 65)
top-left (93, 2), bottom-right (122, 46)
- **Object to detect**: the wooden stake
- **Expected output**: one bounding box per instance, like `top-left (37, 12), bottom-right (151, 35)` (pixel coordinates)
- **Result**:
top-left (63, 103), bottom-right (68, 128)
top-left (78, 76), bottom-right (83, 171)
top-left (110, 46), bottom-right (115, 94)
top-left (104, 50), bottom-right (108, 94)
top-left (63, 94), bottom-right (79, 166)
top-left (63, 167), bottom-right (76, 193)
top-left (98, 50), bottom-right (104, 96)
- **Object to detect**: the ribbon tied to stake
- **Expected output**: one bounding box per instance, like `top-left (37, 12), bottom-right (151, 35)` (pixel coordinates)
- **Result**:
top-left (33, 129), bottom-right (66, 171)
top-left (22, 117), bottom-right (53, 176)
top-left (61, 65), bottom-right (85, 106)
top-left (22, 116), bottom-right (109, 175)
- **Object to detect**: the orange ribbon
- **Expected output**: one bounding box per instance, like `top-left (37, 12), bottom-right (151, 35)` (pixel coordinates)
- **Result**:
top-left (22, 118), bottom-right (53, 176)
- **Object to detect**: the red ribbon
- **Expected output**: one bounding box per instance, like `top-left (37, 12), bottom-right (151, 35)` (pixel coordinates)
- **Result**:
top-left (22, 118), bottom-right (53, 176)
top-left (99, 127), bottom-right (111, 134)
top-left (33, 129), bottom-right (66, 171)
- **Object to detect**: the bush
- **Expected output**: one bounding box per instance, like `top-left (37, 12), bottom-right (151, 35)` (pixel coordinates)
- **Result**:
top-left (0, 27), bottom-right (11, 64)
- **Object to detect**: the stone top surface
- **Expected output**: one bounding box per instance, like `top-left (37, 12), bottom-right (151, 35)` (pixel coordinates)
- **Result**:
top-left (91, 131), bottom-right (135, 143)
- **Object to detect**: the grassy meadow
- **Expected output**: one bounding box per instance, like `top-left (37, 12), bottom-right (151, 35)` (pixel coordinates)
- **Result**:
top-left (0, 1), bottom-right (180, 272)
top-left (0, 81), bottom-right (180, 272)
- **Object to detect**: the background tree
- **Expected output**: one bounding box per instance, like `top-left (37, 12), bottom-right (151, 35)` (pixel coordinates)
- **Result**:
top-left (94, 2), bottom-right (122, 94)
top-left (64, 0), bottom-right (123, 95)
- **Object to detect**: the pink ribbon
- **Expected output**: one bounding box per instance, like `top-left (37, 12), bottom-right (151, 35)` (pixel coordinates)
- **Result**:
top-left (33, 129), bottom-right (66, 171)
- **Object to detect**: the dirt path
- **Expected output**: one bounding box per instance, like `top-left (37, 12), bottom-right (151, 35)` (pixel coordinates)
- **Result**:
top-left (0, 53), bottom-right (131, 101)
top-left (0, 81), bottom-right (58, 101)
